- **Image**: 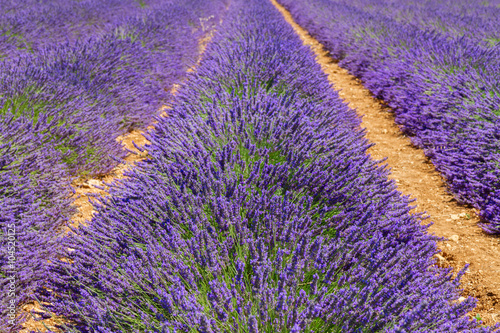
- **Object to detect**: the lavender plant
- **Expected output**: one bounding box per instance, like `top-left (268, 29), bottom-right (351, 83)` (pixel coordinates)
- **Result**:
top-left (42, 0), bottom-right (497, 332)
top-left (278, 0), bottom-right (500, 232)
top-left (0, 0), bottom-right (222, 175)
top-left (0, 114), bottom-right (74, 332)
top-left (0, 0), bottom-right (142, 58)
top-left (0, 0), bottom-right (227, 330)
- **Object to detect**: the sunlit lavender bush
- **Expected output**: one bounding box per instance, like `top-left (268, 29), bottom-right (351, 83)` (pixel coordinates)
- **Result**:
top-left (0, 0), bottom-right (227, 330)
top-left (0, 0), bottom-right (138, 58)
top-left (42, 0), bottom-right (497, 332)
top-left (278, 0), bottom-right (500, 233)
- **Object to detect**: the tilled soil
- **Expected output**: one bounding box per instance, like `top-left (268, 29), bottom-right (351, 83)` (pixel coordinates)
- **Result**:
top-left (271, 0), bottom-right (500, 326)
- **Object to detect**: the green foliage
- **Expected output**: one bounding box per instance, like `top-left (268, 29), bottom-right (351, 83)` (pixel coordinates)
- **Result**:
top-left (135, 0), bottom-right (147, 8)
top-left (485, 37), bottom-right (500, 47)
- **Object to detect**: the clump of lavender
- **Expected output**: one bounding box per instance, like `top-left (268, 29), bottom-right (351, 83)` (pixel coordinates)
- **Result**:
top-left (0, 0), bottom-right (227, 330)
top-left (0, 114), bottom-right (73, 332)
top-left (0, 0), bottom-right (223, 176)
top-left (42, 0), bottom-right (496, 332)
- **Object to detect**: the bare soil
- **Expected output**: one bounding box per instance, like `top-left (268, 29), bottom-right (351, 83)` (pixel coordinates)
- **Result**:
top-left (271, 0), bottom-right (500, 326)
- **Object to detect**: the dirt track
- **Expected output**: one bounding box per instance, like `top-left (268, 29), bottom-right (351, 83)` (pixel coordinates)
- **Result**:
top-left (271, 0), bottom-right (500, 325)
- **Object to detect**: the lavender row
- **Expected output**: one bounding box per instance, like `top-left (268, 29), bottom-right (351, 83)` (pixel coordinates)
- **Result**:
top-left (0, 0), bottom-right (140, 58)
top-left (278, 0), bottom-right (500, 233)
top-left (0, 0), bottom-right (221, 175)
top-left (0, 114), bottom-right (74, 331)
top-left (339, 0), bottom-right (500, 45)
top-left (0, 1), bottom-right (227, 331)
top-left (39, 0), bottom-right (497, 331)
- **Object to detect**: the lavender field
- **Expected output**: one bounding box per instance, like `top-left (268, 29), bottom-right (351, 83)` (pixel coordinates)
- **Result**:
top-left (280, 0), bottom-right (500, 233)
top-left (1, 0), bottom-right (499, 332)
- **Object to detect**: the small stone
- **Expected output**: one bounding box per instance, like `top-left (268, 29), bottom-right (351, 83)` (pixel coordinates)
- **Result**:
top-left (452, 296), bottom-right (467, 304)
top-left (450, 214), bottom-right (460, 220)
top-left (446, 243), bottom-right (451, 248)
top-left (459, 212), bottom-right (467, 218)
top-left (450, 235), bottom-right (460, 242)
top-left (87, 179), bottom-right (103, 188)
top-left (435, 254), bottom-right (446, 262)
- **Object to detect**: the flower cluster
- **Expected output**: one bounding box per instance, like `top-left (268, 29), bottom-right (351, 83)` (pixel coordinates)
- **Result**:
top-left (42, 0), bottom-right (496, 332)
top-left (278, 0), bottom-right (500, 232)
top-left (0, 0), bottom-right (227, 331)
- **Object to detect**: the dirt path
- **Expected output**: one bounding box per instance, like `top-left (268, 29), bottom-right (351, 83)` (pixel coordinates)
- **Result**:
top-left (20, 30), bottom-right (216, 333)
top-left (271, 0), bottom-right (500, 326)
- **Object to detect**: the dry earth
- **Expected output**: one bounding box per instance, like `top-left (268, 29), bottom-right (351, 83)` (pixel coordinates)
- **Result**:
top-left (271, 0), bottom-right (500, 326)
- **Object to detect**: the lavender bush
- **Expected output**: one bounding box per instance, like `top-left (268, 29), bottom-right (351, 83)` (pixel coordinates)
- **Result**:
top-left (0, 0), bottom-right (223, 175)
top-left (0, 114), bottom-right (74, 332)
top-left (0, 0), bottom-right (227, 330)
top-left (277, 0), bottom-right (500, 233)
top-left (0, 0), bottom-right (139, 58)
top-left (42, 0), bottom-right (497, 331)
